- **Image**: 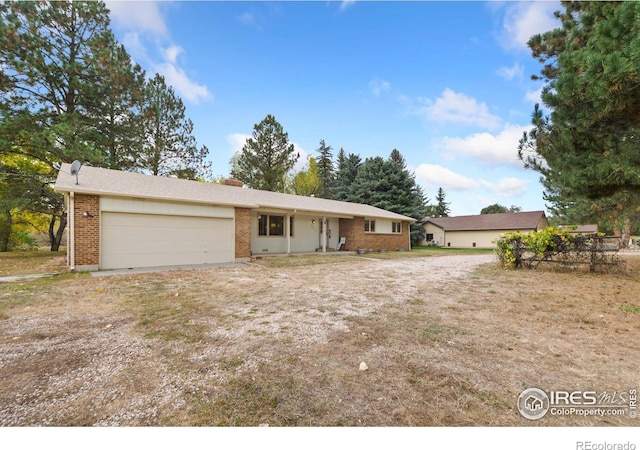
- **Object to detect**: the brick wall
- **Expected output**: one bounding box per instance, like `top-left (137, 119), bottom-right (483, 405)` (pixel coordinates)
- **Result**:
top-left (235, 207), bottom-right (252, 259)
top-left (340, 217), bottom-right (410, 252)
top-left (73, 194), bottom-right (100, 266)
top-left (339, 217), bottom-right (358, 251)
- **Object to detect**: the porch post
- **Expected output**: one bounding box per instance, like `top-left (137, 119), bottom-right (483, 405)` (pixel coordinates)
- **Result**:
top-left (321, 216), bottom-right (327, 253)
top-left (286, 213), bottom-right (291, 254)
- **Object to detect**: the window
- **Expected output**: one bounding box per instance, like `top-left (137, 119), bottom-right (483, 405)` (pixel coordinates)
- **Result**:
top-left (364, 219), bottom-right (376, 232)
top-left (269, 216), bottom-right (284, 236)
top-left (289, 216), bottom-right (294, 237)
top-left (258, 215), bottom-right (268, 236)
top-left (426, 233), bottom-right (434, 241)
top-left (392, 222), bottom-right (402, 233)
top-left (258, 214), bottom-right (285, 237)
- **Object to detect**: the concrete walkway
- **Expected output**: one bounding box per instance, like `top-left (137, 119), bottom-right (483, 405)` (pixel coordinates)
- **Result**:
top-left (90, 262), bottom-right (240, 277)
top-left (0, 272), bottom-right (63, 283)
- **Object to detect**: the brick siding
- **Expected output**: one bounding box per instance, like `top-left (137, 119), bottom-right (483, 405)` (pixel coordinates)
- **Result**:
top-left (339, 217), bottom-right (358, 251)
top-left (73, 194), bottom-right (100, 266)
top-left (340, 217), bottom-right (410, 252)
top-left (235, 207), bottom-right (252, 259)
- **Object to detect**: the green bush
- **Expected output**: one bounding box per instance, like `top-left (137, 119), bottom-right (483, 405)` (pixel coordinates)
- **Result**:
top-left (494, 227), bottom-right (578, 269)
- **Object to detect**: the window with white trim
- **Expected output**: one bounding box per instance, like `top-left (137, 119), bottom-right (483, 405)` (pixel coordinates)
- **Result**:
top-left (364, 219), bottom-right (375, 232)
top-left (258, 214), bottom-right (287, 237)
top-left (392, 221), bottom-right (402, 233)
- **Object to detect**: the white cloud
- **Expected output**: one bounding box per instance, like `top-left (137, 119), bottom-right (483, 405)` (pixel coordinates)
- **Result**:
top-left (106, 1), bottom-right (168, 36)
top-left (480, 177), bottom-right (529, 198)
top-left (499, 2), bottom-right (559, 51)
top-left (441, 124), bottom-right (532, 166)
top-left (340, 1), bottom-right (356, 12)
top-left (227, 133), bottom-right (252, 155)
top-left (161, 45), bottom-right (183, 64)
top-left (109, 3), bottom-right (211, 104)
top-left (368, 78), bottom-right (390, 96)
top-left (496, 63), bottom-right (524, 81)
top-left (419, 89), bottom-right (501, 130)
top-left (121, 32), bottom-right (147, 61)
top-left (291, 142), bottom-right (309, 173)
top-left (237, 12), bottom-right (256, 26)
top-left (525, 86), bottom-right (543, 104)
top-left (414, 164), bottom-right (480, 191)
top-left (154, 63), bottom-right (210, 103)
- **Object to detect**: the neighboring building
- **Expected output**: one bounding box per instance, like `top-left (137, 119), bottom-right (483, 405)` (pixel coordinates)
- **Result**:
top-left (54, 164), bottom-right (414, 271)
top-left (419, 211), bottom-right (549, 249)
top-left (558, 224), bottom-right (598, 234)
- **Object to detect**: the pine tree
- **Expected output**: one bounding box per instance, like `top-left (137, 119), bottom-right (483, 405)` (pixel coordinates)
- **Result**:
top-left (139, 74), bottom-right (210, 179)
top-left (433, 187), bottom-right (450, 217)
top-left (0, 0), bottom-right (145, 249)
top-left (315, 139), bottom-right (334, 199)
top-left (347, 151), bottom-right (427, 219)
top-left (232, 114), bottom-right (299, 192)
top-left (520, 2), bottom-right (640, 210)
top-left (332, 149), bottom-right (361, 202)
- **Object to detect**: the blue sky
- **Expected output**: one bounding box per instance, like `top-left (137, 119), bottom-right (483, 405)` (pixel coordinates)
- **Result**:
top-left (105, 1), bottom-right (561, 216)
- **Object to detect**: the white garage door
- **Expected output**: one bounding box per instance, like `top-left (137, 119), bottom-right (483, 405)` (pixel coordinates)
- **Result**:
top-left (101, 212), bottom-right (234, 269)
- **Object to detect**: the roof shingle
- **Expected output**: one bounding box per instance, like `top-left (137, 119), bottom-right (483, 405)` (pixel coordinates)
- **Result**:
top-left (54, 164), bottom-right (415, 222)
top-left (424, 211), bottom-right (546, 231)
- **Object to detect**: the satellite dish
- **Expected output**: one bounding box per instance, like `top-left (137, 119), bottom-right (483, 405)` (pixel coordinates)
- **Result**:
top-left (70, 160), bottom-right (82, 185)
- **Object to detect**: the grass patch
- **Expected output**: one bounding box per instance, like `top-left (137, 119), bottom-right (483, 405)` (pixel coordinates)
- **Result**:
top-left (255, 247), bottom-right (494, 267)
top-left (620, 303), bottom-right (640, 314)
top-left (0, 249), bottom-right (67, 277)
top-left (254, 254), bottom-right (359, 268)
top-left (131, 292), bottom-right (211, 343)
top-left (421, 323), bottom-right (446, 338)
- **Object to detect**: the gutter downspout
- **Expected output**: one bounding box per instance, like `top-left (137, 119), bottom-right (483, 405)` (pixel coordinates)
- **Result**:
top-left (69, 192), bottom-right (75, 271)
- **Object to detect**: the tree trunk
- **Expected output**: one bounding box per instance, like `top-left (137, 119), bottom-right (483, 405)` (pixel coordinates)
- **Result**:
top-left (49, 212), bottom-right (67, 252)
top-left (620, 216), bottom-right (632, 249)
top-left (0, 210), bottom-right (12, 252)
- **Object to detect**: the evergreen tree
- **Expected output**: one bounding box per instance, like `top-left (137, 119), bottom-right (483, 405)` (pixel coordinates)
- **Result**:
top-left (432, 187), bottom-right (450, 217)
top-left (232, 114), bottom-right (299, 192)
top-left (0, 0), bottom-right (142, 167)
top-left (520, 2), bottom-right (640, 231)
top-left (332, 149), bottom-right (361, 202)
top-left (315, 139), bottom-right (334, 199)
top-left (0, 0), bottom-right (146, 249)
top-left (139, 74), bottom-right (210, 179)
top-left (347, 151), bottom-right (427, 219)
top-left (86, 44), bottom-right (146, 170)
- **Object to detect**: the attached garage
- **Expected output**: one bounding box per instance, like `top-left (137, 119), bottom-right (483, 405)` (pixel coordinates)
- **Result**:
top-left (100, 197), bottom-right (235, 270)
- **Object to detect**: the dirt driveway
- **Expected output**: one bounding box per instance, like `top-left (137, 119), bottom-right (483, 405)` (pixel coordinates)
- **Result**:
top-left (1, 253), bottom-right (639, 426)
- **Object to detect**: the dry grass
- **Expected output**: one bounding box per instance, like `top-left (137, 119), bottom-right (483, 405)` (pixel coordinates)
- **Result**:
top-left (0, 250), bottom-right (67, 277)
top-left (1, 251), bottom-right (639, 426)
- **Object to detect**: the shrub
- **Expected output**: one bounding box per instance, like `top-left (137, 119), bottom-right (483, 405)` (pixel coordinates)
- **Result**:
top-left (494, 227), bottom-right (578, 269)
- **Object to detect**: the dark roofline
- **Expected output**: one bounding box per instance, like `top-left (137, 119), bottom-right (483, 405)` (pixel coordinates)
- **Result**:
top-left (422, 211), bottom-right (546, 231)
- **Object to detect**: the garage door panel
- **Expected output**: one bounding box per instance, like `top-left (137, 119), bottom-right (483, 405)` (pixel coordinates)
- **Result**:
top-left (101, 212), bottom-right (234, 269)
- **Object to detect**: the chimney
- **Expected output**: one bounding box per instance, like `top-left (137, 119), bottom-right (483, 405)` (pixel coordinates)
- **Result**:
top-left (221, 178), bottom-right (244, 187)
